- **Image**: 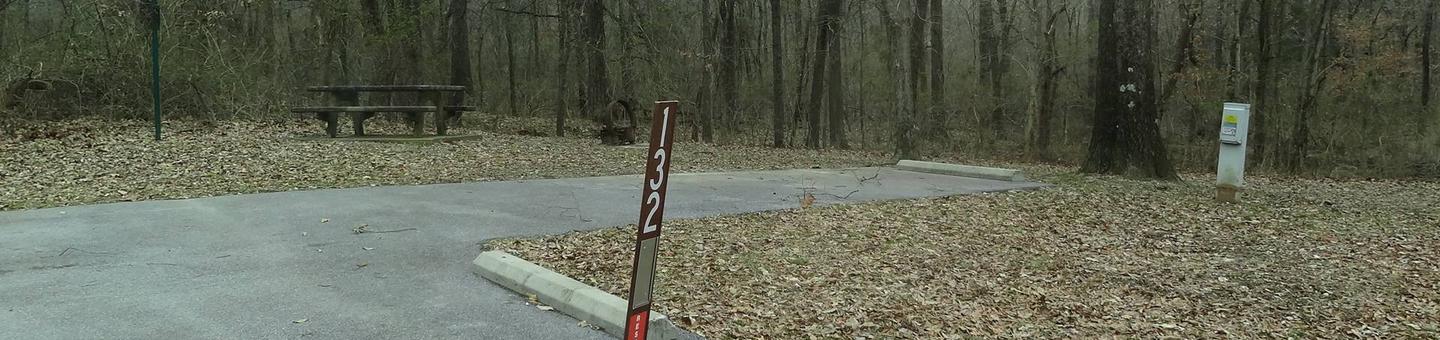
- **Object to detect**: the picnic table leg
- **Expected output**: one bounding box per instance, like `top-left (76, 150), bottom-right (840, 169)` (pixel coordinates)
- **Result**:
top-left (432, 93), bottom-right (448, 136)
top-left (323, 112), bottom-right (339, 138)
top-left (407, 112), bottom-right (423, 135)
top-left (333, 91), bottom-right (363, 136)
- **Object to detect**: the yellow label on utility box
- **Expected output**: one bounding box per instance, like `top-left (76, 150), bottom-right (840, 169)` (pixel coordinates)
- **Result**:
top-left (1224, 115), bottom-right (1239, 124)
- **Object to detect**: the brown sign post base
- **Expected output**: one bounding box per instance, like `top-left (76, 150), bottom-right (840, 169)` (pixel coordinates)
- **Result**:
top-left (1216, 186), bottom-right (1240, 203)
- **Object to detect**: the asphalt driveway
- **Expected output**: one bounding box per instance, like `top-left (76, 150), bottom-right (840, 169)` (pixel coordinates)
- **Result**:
top-left (0, 167), bottom-right (1043, 339)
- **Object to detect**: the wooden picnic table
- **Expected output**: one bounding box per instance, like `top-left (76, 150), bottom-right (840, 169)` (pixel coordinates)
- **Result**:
top-left (292, 85), bottom-right (472, 137)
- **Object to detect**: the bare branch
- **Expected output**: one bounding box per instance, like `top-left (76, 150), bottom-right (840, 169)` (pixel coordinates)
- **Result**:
top-left (492, 7), bottom-right (559, 18)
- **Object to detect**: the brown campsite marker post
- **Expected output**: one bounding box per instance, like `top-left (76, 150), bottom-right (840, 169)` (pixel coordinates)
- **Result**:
top-left (623, 101), bottom-right (679, 340)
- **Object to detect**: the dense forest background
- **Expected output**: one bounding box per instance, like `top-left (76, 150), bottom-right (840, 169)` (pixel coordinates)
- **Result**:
top-left (1, 0), bottom-right (1438, 177)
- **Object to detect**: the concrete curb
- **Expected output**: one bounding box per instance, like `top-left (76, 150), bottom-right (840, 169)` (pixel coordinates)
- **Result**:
top-left (473, 251), bottom-right (694, 340)
top-left (895, 160), bottom-right (1027, 182)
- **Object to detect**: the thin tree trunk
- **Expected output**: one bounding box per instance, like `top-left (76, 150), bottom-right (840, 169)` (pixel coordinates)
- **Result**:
top-left (447, 0), bottom-right (473, 125)
top-left (401, 0), bottom-right (424, 83)
top-left (1159, 1), bottom-right (1201, 109)
top-left (473, 4), bottom-right (486, 111)
top-left (719, 0), bottom-right (739, 134)
top-left (770, 0), bottom-right (786, 148)
top-left (1424, 0), bottom-right (1435, 107)
top-left (880, 1), bottom-right (915, 160)
top-left (1288, 0), bottom-right (1336, 173)
top-left (504, 4), bottom-right (518, 116)
top-left (619, 0), bottom-right (637, 111)
top-left (1025, 0), bottom-right (1063, 161)
top-left (980, 0), bottom-right (1014, 148)
top-left (555, 1), bottom-right (573, 136)
top-left (792, 5), bottom-right (813, 136)
top-left (581, 0), bottom-right (609, 122)
top-left (699, 0), bottom-right (716, 143)
top-left (1213, 0), bottom-right (1227, 72)
top-left (531, 14), bottom-right (540, 74)
top-left (1252, 0), bottom-right (1273, 168)
top-left (1230, 0), bottom-right (1250, 101)
top-left (928, 0), bottom-right (947, 141)
top-left (361, 0), bottom-right (395, 104)
top-left (827, 12), bottom-right (847, 149)
top-left (910, 0), bottom-right (929, 108)
top-left (805, 0), bottom-right (841, 148)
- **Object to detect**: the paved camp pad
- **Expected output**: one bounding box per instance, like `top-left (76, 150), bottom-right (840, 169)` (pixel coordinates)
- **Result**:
top-left (0, 167), bottom-right (1044, 339)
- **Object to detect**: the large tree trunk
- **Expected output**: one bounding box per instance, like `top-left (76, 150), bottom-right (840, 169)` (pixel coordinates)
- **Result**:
top-left (770, 0), bottom-right (785, 148)
top-left (555, 1), bottom-right (574, 137)
top-left (447, 0), bottom-right (472, 125)
top-left (1080, 0), bottom-right (1178, 180)
top-left (719, 0), bottom-right (739, 134)
top-left (805, 0), bottom-right (842, 148)
top-left (880, 1), bottom-right (915, 160)
top-left (1251, 0), bottom-right (1273, 168)
top-left (580, 0), bottom-right (610, 123)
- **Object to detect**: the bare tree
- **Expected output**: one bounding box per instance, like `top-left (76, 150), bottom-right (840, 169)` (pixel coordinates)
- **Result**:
top-left (805, 0), bottom-right (843, 148)
top-left (770, 0), bottom-right (785, 148)
top-left (879, 1), bottom-right (915, 160)
top-left (980, 0), bottom-right (1015, 148)
top-left (910, 0), bottom-right (929, 108)
top-left (503, 0), bottom-right (518, 116)
top-left (719, 0), bottom-right (739, 133)
top-left (555, 0), bottom-right (575, 137)
top-left (927, 0), bottom-right (947, 141)
top-left (1287, 0), bottom-right (1337, 173)
top-left (1080, 0), bottom-right (1178, 179)
top-left (1251, 0), bottom-right (1273, 168)
top-left (827, 0), bottom-right (848, 149)
top-left (1424, 0), bottom-right (1435, 107)
top-left (1158, 0), bottom-right (1201, 109)
top-left (1024, 0), bottom-right (1065, 161)
top-left (447, 0), bottom-right (472, 126)
top-left (580, 0), bottom-right (610, 123)
top-left (698, 0), bottom-right (716, 143)
top-left (1229, 0), bottom-right (1251, 101)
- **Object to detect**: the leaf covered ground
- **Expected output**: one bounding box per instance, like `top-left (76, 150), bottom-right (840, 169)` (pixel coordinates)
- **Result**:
top-left (0, 117), bottom-right (888, 211)
top-left (492, 166), bottom-right (1440, 339)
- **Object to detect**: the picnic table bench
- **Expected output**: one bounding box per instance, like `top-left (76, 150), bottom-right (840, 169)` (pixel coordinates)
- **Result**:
top-left (291, 85), bottom-right (475, 137)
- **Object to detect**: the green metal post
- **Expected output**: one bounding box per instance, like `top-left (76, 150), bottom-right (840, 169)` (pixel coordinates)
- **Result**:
top-left (150, 0), bottom-right (162, 141)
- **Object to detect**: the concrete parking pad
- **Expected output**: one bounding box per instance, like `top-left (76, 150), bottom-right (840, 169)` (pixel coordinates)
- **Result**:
top-left (0, 167), bottom-right (1043, 339)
